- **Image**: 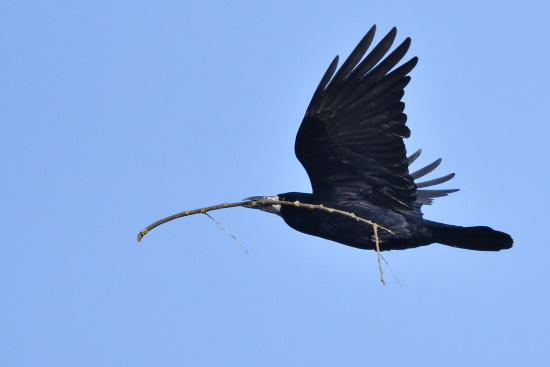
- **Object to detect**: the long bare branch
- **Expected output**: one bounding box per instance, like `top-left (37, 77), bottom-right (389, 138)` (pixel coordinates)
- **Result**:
top-left (137, 200), bottom-right (394, 242)
top-left (136, 199), bottom-right (399, 285)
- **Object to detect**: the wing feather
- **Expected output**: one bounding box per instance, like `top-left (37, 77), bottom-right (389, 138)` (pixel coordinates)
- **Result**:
top-left (408, 150), bottom-right (459, 210)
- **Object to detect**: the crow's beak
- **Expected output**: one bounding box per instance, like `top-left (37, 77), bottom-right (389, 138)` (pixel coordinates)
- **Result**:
top-left (243, 196), bottom-right (281, 216)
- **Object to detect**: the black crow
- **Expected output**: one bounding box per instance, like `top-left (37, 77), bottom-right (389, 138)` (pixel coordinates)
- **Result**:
top-left (245, 26), bottom-right (513, 252)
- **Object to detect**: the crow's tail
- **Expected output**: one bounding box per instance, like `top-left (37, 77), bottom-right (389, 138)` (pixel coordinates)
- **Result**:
top-left (426, 222), bottom-right (513, 251)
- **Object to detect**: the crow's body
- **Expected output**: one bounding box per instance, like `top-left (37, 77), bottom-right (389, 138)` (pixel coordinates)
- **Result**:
top-left (275, 192), bottom-right (510, 251)
top-left (277, 192), bottom-right (429, 251)
top-left (246, 26), bottom-right (513, 252)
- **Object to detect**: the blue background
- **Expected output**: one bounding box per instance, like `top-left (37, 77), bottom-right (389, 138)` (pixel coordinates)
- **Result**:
top-left (2, 1), bottom-right (549, 365)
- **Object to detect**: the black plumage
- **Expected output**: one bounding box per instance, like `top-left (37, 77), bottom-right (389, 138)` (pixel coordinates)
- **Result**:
top-left (246, 26), bottom-right (513, 252)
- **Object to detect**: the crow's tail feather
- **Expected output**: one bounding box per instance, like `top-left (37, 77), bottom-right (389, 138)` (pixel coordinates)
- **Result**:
top-left (427, 223), bottom-right (513, 251)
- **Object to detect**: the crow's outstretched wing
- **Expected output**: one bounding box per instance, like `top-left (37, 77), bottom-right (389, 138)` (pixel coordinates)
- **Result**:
top-left (295, 26), bottom-right (419, 212)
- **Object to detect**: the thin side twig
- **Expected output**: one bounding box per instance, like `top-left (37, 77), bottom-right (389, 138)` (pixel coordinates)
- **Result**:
top-left (204, 212), bottom-right (249, 255)
top-left (374, 225), bottom-right (385, 285)
top-left (380, 254), bottom-right (402, 287)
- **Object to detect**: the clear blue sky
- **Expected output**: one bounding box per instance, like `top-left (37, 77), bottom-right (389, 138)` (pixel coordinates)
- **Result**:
top-left (2, 1), bottom-right (549, 366)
